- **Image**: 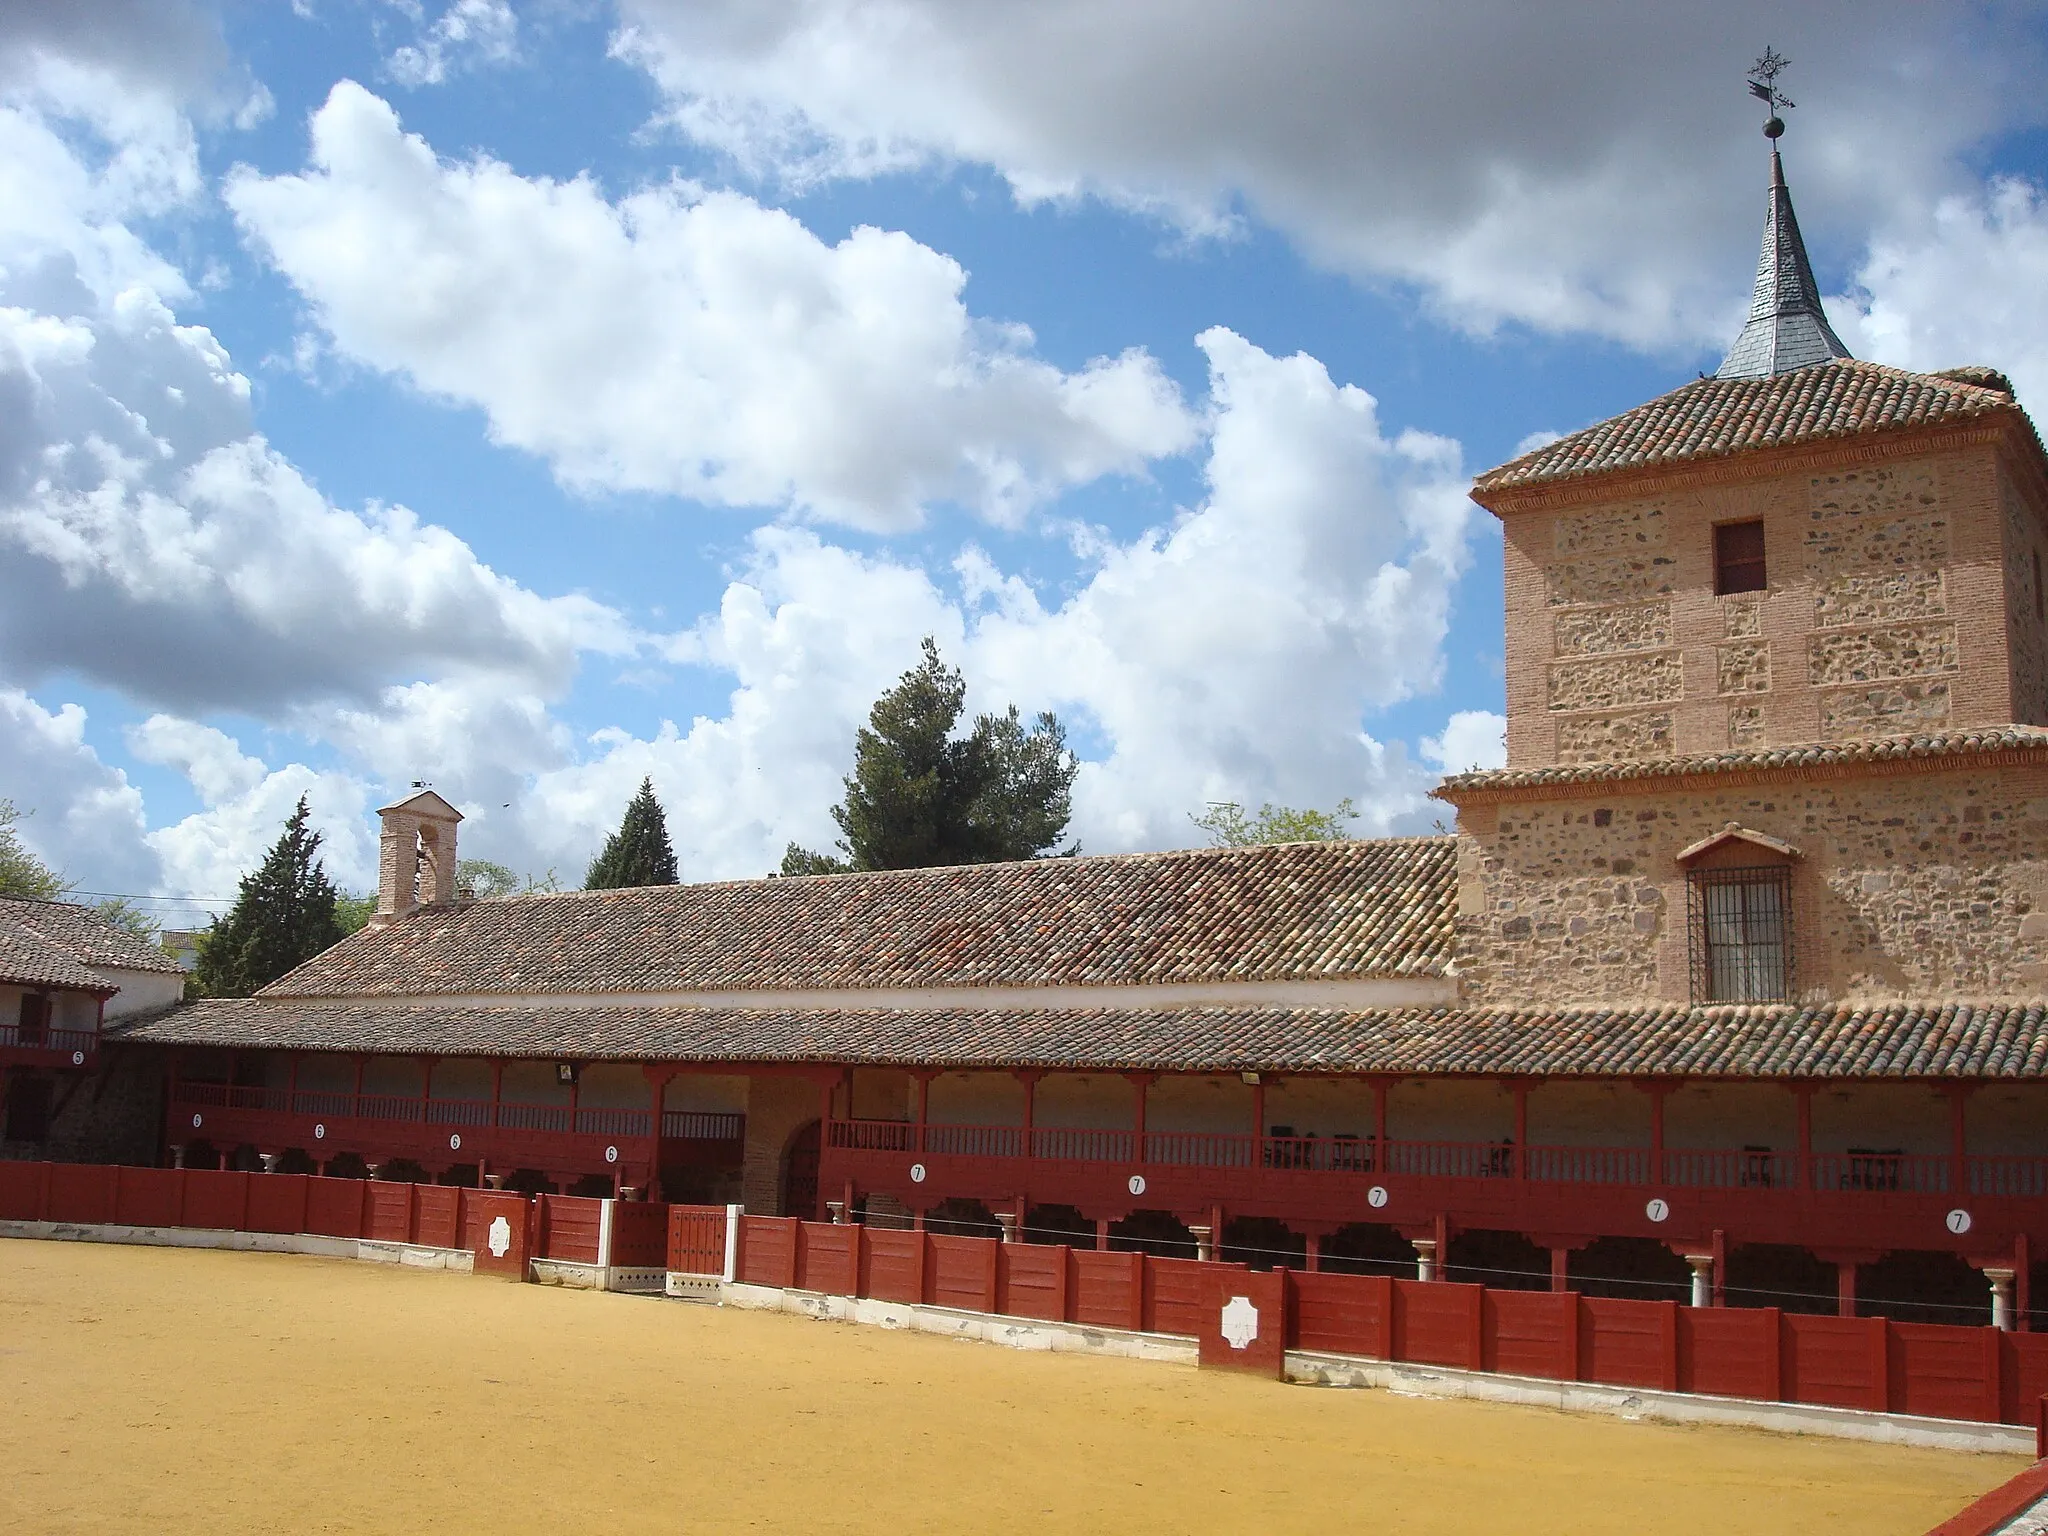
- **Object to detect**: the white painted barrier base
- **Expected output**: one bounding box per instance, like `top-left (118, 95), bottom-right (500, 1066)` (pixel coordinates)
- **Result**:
top-left (0, 1219), bottom-right (473, 1271)
top-left (531, 1259), bottom-right (667, 1293)
top-left (718, 1280), bottom-right (1198, 1364)
top-left (1286, 1352), bottom-right (2031, 1455)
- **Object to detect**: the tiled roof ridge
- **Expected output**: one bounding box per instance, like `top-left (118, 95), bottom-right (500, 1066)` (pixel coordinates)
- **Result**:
top-left (0, 917), bottom-right (108, 991)
top-left (443, 832), bottom-right (1449, 907)
top-left (1471, 358), bottom-right (2032, 498)
top-left (1435, 725), bottom-right (2048, 798)
top-left (110, 994), bottom-right (2048, 1079)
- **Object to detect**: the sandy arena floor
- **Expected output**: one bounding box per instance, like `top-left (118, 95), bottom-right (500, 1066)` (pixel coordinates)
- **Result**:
top-left (0, 1238), bottom-right (2020, 1535)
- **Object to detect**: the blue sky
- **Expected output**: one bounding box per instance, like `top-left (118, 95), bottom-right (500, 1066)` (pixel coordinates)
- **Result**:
top-left (5, 1), bottom-right (2048, 917)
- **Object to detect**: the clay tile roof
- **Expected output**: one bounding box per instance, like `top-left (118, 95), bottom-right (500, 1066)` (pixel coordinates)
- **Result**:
top-left (1471, 359), bottom-right (2029, 500)
top-left (1435, 727), bottom-right (2048, 799)
top-left (108, 997), bottom-right (2048, 1080)
top-left (261, 837), bottom-right (1458, 1000)
top-left (0, 917), bottom-right (105, 991)
top-left (0, 898), bottom-right (181, 986)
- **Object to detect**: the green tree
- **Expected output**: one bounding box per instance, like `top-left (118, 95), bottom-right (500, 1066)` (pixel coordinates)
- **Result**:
top-left (453, 859), bottom-right (561, 901)
top-left (781, 638), bottom-right (1079, 874)
top-left (92, 896), bottom-right (159, 940)
top-left (333, 891), bottom-right (376, 936)
top-left (585, 778), bottom-right (680, 889)
top-left (1191, 797), bottom-right (1361, 847)
top-left (0, 800), bottom-right (69, 901)
top-left (192, 796), bottom-right (346, 998)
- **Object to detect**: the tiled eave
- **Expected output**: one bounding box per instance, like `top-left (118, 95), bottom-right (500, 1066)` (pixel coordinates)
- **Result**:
top-left (1471, 416), bottom-right (2031, 518)
top-left (105, 996), bottom-right (2048, 1081)
top-left (1434, 730), bottom-right (2048, 806)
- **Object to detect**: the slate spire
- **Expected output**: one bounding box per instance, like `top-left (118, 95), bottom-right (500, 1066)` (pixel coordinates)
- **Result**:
top-left (1716, 149), bottom-right (1853, 380)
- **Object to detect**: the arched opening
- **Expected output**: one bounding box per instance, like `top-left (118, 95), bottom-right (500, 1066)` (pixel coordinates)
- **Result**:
top-left (380, 1158), bottom-right (429, 1183)
top-left (180, 1139), bottom-right (222, 1171)
top-left (1858, 1250), bottom-right (1991, 1327)
top-left (503, 1168), bottom-right (555, 1196)
top-left (1318, 1222), bottom-right (1416, 1276)
top-left (1724, 1243), bottom-right (1836, 1314)
top-left (780, 1120), bottom-right (820, 1219)
top-left (436, 1163), bottom-right (480, 1188)
top-left (1023, 1204), bottom-right (1094, 1247)
top-left (1108, 1209), bottom-right (1195, 1258)
top-left (277, 1148), bottom-right (320, 1175)
top-left (320, 1152), bottom-right (368, 1180)
top-left (566, 1173), bottom-right (615, 1199)
top-left (1568, 1236), bottom-right (1689, 1302)
top-left (926, 1198), bottom-right (1001, 1239)
top-left (1221, 1216), bottom-right (1305, 1271)
top-left (1446, 1229), bottom-right (1550, 1290)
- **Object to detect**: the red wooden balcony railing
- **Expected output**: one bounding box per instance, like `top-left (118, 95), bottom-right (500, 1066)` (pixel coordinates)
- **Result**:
top-left (0, 1024), bottom-right (99, 1057)
top-left (822, 1118), bottom-right (2048, 1195)
top-left (169, 1084), bottom-right (741, 1144)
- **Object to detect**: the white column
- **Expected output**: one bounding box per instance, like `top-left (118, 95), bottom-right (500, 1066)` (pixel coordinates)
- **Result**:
top-left (995, 1210), bottom-right (1020, 1245)
top-left (1685, 1253), bottom-right (1714, 1308)
top-left (1189, 1223), bottom-right (1212, 1262)
top-left (723, 1202), bottom-right (743, 1283)
top-left (1986, 1266), bottom-right (2016, 1332)
top-left (257, 1152), bottom-right (282, 1174)
top-left (1412, 1238), bottom-right (1438, 1283)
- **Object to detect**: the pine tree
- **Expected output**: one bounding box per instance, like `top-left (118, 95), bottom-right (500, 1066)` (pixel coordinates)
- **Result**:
top-left (0, 800), bottom-right (68, 901)
top-left (192, 796), bottom-right (346, 998)
top-left (781, 638), bottom-right (1078, 874)
top-left (585, 778), bottom-right (680, 889)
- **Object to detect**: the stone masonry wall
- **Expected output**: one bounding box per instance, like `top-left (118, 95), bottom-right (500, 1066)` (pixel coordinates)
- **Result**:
top-left (1452, 758), bottom-right (2048, 1008)
top-left (1498, 439), bottom-right (2021, 767)
top-left (740, 1073), bottom-right (826, 1218)
top-left (0, 1053), bottom-right (166, 1166)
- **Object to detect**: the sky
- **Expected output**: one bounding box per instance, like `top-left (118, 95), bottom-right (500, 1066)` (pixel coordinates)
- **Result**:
top-left (6, 2), bottom-right (2048, 921)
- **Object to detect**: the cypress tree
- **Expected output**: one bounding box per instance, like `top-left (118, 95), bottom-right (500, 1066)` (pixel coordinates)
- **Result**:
top-left (193, 796), bottom-right (346, 998)
top-left (585, 777), bottom-right (680, 889)
top-left (781, 638), bottom-right (1078, 874)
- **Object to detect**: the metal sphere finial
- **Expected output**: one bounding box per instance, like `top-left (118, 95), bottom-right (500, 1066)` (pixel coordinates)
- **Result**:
top-left (1763, 116), bottom-right (1785, 139)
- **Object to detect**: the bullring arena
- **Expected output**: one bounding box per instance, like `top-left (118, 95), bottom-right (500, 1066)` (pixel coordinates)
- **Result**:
top-left (0, 1236), bottom-right (2020, 1535)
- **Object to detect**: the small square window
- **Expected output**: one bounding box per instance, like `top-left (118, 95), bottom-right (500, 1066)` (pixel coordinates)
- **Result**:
top-left (1714, 520), bottom-right (1767, 595)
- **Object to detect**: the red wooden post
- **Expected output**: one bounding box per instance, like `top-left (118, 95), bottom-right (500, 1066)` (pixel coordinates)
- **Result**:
top-left (1372, 1077), bottom-right (1390, 1173)
top-left (1647, 1083), bottom-right (1667, 1185)
top-left (1305, 1233), bottom-right (1320, 1273)
top-left (420, 1055), bottom-right (434, 1123)
top-left (1711, 1227), bottom-right (1727, 1307)
top-left (1019, 1070), bottom-right (1038, 1160)
top-left (2018, 1234), bottom-right (2033, 1334)
top-left (1095, 1216), bottom-right (1110, 1252)
top-left (913, 1070), bottom-right (932, 1155)
top-left (1795, 1084), bottom-right (1813, 1191)
top-left (1550, 1246), bottom-right (1570, 1293)
top-left (1130, 1073), bottom-right (1151, 1163)
top-left (286, 1055), bottom-right (300, 1115)
top-left (490, 1060), bottom-right (503, 1129)
top-left (1250, 1077), bottom-right (1265, 1143)
top-left (351, 1055), bottom-right (365, 1117)
top-left (1512, 1079), bottom-right (1529, 1182)
top-left (1837, 1259), bottom-right (1857, 1319)
top-left (1950, 1085), bottom-right (1971, 1201)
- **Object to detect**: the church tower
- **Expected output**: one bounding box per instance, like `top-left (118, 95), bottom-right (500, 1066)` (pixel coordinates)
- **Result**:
top-left (1437, 65), bottom-right (2048, 1011)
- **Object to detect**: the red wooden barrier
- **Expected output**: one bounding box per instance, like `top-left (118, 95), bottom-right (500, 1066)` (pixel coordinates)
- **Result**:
top-left (736, 1216), bottom-right (799, 1287)
top-left (1147, 1257), bottom-right (1224, 1338)
top-left (1484, 1288), bottom-right (1575, 1380)
top-left (1680, 1305), bottom-right (1779, 1401)
top-left (860, 1228), bottom-right (924, 1304)
top-left (414, 1186), bottom-right (461, 1250)
top-left (1290, 1271), bottom-right (1393, 1358)
top-left (47, 1162), bottom-right (117, 1224)
top-left (1395, 1278), bottom-right (1484, 1370)
top-left (538, 1195), bottom-right (603, 1263)
top-left (305, 1177), bottom-right (366, 1239)
top-left (245, 1174), bottom-right (309, 1235)
top-left (0, 1161), bottom-right (44, 1219)
top-left (182, 1169), bottom-right (247, 1232)
top-left (363, 1181), bottom-right (413, 1244)
top-left (1199, 1266), bottom-right (1287, 1376)
top-left (1890, 1323), bottom-right (2002, 1424)
top-left (668, 1204), bottom-right (728, 1276)
top-left (1783, 1314), bottom-right (1889, 1413)
top-left (928, 1234), bottom-right (998, 1313)
top-left (1925, 1462), bottom-right (2048, 1536)
top-left (112, 1166), bottom-right (183, 1229)
top-left (1070, 1249), bottom-right (1144, 1332)
top-left (462, 1191), bottom-right (532, 1278)
top-left (798, 1222), bottom-right (859, 1296)
top-left (999, 1242), bottom-right (1067, 1321)
top-left (609, 1200), bottom-right (669, 1268)
top-left (2003, 1335), bottom-right (2048, 1425)
top-left (1580, 1297), bottom-right (1678, 1392)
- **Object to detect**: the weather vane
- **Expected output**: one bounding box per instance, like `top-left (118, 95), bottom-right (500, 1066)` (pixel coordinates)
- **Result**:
top-left (1747, 47), bottom-right (1794, 140)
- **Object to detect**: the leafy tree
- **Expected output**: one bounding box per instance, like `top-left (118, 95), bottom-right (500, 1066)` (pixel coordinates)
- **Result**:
top-left (585, 778), bottom-right (680, 889)
top-left (781, 637), bottom-right (1079, 874)
top-left (192, 796), bottom-right (346, 998)
top-left (1191, 797), bottom-right (1361, 847)
top-left (453, 859), bottom-right (561, 901)
top-left (92, 897), bottom-right (159, 940)
top-left (0, 800), bottom-right (68, 901)
top-left (334, 891), bottom-right (377, 936)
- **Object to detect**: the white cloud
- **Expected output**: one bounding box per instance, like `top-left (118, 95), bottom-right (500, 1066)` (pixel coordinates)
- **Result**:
top-left (1834, 176), bottom-right (2048, 408)
top-left (387, 0), bottom-right (521, 88)
top-left (226, 82), bottom-right (1198, 531)
top-left (1422, 710), bottom-right (1507, 775)
top-left (125, 716), bottom-right (269, 807)
top-left (613, 1), bottom-right (2046, 350)
top-left (0, 688), bottom-right (158, 894)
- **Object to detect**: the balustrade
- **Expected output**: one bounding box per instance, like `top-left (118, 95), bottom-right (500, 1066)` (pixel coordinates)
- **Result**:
top-left (0, 1024), bottom-right (99, 1056)
top-left (168, 1084), bottom-right (737, 1143)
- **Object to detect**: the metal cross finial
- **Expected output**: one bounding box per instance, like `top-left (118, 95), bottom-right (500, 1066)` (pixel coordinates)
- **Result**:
top-left (1747, 47), bottom-right (1795, 138)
